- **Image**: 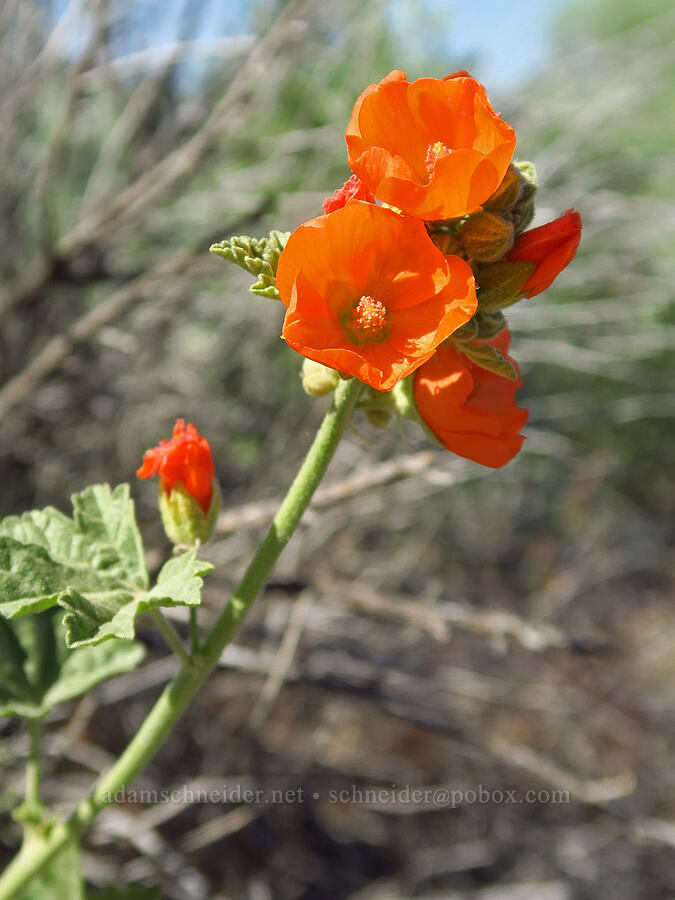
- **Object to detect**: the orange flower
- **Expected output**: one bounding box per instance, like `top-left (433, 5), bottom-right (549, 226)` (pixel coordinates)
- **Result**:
top-left (346, 70), bottom-right (516, 221)
top-left (506, 209), bottom-right (582, 297)
top-left (137, 419), bottom-right (215, 514)
top-left (322, 174), bottom-right (374, 214)
top-left (276, 201), bottom-right (477, 392)
top-left (413, 330), bottom-right (528, 467)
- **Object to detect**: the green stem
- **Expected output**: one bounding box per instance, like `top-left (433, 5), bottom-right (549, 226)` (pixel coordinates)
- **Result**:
top-left (25, 719), bottom-right (42, 811)
top-left (149, 609), bottom-right (191, 668)
top-left (0, 376), bottom-right (362, 899)
top-left (189, 608), bottom-right (200, 656)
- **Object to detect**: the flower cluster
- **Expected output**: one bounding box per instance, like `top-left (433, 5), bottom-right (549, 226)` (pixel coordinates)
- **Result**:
top-left (273, 69), bottom-right (582, 467)
top-left (211, 70), bottom-right (582, 468)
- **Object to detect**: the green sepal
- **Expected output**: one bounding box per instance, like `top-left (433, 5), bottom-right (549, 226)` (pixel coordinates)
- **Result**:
top-left (61, 551), bottom-right (213, 648)
top-left (391, 375), bottom-right (420, 422)
top-left (475, 260), bottom-right (535, 312)
top-left (158, 480), bottom-right (220, 547)
top-left (514, 160), bottom-right (538, 201)
top-left (458, 342), bottom-right (519, 380)
top-left (513, 161), bottom-right (538, 233)
top-left (457, 210), bottom-right (514, 262)
top-left (210, 229), bottom-right (289, 300)
top-left (473, 310), bottom-right (507, 340)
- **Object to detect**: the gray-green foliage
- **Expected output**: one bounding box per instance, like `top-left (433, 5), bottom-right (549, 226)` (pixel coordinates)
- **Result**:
top-left (0, 484), bottom-right (212, 648)
top-left (61, 550), bottom-right (212, 647)
top-left (0, 611), bottom-right (144, 718)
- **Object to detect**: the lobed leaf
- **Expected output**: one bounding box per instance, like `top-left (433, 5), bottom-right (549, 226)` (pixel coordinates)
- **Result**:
top-left (0, 610), bottom-right (145, 719)
top-left (0, 484), bottom-right (148, 621)
top-left (61, 551), bottom-right (213, 648)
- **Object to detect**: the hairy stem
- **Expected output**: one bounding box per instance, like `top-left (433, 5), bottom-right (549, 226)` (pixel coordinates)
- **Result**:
top-left (149, 609), bottom-right (191, 668)
top-left (0, 376), bottom-right (362, 898)
top-left (24, 719), bottom-right (42, 812)
top-left (189, 608), bottom-right (200, 656)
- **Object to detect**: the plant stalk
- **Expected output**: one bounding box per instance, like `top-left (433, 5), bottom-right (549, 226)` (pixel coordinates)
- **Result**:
top-left (0, 376), bottom-right (362, 898)
top-left (25, 718), bottom-right (42, 811)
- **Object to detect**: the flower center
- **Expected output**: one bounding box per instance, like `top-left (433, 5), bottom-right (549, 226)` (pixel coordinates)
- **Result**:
top-left (350, 295), bottom-right (388, 343)
top-left (425, 140), bottom-right (451, 178)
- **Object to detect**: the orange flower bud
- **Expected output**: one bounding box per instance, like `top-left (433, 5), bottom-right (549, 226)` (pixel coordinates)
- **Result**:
top-left (505, 209), bottom-right (582, 298)
top-left (345, 70), bottom-right (516, 221)
top-left (413, 330), bottom-right (528, 468)
top-left (137, 420), bottom-right (219, 545)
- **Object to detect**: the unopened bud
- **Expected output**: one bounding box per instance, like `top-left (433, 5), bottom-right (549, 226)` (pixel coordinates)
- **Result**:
top-left (512, 161), bottom-right (538, 233)
top-left (159, 480), bottom-right (220, 547)
top-left (475, 260), bottom-right (535, 312)
top-left (458, 211), bottom-right (514, 263)
top-left (427, 226), bottom-right (462, 256)
top-left (485, 166), bottom-right (521, 211)
top-left (301, 359), bottom-right (340, 397)
top-left (365, 409), bottom-right (391, 428)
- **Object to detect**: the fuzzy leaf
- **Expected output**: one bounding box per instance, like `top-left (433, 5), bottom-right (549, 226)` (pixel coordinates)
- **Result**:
top-left (61, 551), bottom-right (213, 648)
top-left (0, 538), bottom-right (97, 619)
top-left (210, 229), bottom-right (289, 300)
top-left (0, 611), bottom-right (145, 718)
top-left (459, 342), bottom-right (519, 380)
top-left (0, 485), bottom-right (148, 621)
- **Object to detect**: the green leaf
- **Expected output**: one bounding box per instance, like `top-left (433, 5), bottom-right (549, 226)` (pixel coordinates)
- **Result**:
top-left (0, 485), bottom-right (146, 588)
top-left (61, 551), bottom-right (213, 648)
top-left (458, 342), bottom-right (519, 380)
top-left (0, 611), bottom-right (145, 719)
top-left (43, 639), bottom-right (145, 708)
top-left (0, 538), bottom-right (89, 619)
top-left (16, 837), bottom-right (83, 900)
top-left (210, 229), bottom-right (289, 300)
top-left (0, 617), bottom-right (33, 704)
top-left (71, 484), bottom-right (147, 588)
top-left (0, 484), bottom-right (148, 620)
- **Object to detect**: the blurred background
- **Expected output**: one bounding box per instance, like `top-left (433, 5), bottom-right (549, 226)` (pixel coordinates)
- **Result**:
top-left (0, 0), bottom-right (674, 897)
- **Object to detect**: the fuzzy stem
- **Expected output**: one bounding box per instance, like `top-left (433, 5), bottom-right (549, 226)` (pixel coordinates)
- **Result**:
top-left (0, 377), bottom-right (362, 899)
top-left (189, 608), bottom-right (200, 656)
top-left (24, 719), bottom-right (42, 811)
top-left (149, 609), bottom-right (192, 668)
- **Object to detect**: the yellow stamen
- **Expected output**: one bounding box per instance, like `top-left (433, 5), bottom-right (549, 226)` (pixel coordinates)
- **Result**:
top-left (350, 295), bottom-right (388, 343)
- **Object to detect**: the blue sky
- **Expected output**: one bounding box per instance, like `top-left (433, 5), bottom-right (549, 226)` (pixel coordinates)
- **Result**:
top-left (388, 0), bottom-right (567, 94)
top-left (49, 0), bottom-right (566, 93)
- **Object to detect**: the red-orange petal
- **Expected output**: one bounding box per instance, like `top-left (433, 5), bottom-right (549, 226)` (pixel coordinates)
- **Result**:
top-left (413, 333), bottom-right (528, 467)
top-left (346, 70), bottom-right (516, 220)
top-left (276, 202), bottom-right (477, 392)
top-left (506, 209), bottom-right (582, 297)
top-left (137, 419), bottom-right (215, 513)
